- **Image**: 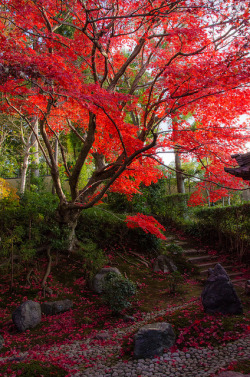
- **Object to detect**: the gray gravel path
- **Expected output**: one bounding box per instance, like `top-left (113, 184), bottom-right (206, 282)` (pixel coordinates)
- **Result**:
top-left (1, 301), bottom-right (249, 377)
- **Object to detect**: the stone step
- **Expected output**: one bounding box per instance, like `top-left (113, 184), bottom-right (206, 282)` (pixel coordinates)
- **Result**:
top-left (198, 261), bottom-right (223, 269)
top-left (230, 277), bottom-right (247, 283)
top-left (183, 248), bottom-right (206, 256)
top-left (199, 265), bottom-right (236, 275)
top-left (188, 255), bottom-right (219, 263)
top-left (175, 240), bottom-right (188, 246)
top-left (227, 271), bottom-right (244, 278)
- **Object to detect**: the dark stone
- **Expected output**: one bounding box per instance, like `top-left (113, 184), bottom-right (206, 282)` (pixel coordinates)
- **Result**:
top-left (0, 335), bottom-right (4, 350)
top-left (245, 280), bottom-right (250, 296)
top-left (41, 299), bottom-right (73, 315)
top-left (201, 264), bottom-right (243, 315)
top-left (134, 322), bottom-right (175, 359)
top-left (153, 255), bottom-right (177, 273)
top-left (91, 267), bottom-right (121, 294)
top-left (12, 300), bottom-right (41, 332)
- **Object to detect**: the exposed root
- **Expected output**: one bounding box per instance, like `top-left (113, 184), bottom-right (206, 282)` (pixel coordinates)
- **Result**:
top-left (127, 249), bottom-right (149, 267)
top-left (26, 268), bottom-right (39, 285)
top-left (41, 247), bottom-right (53, 297)
top-left (115, 250), bottom-right (139, 267)
top-left (119, 245), bottom-right (149, 267)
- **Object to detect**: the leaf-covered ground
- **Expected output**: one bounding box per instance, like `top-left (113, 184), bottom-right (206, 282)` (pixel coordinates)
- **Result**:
top-left (0, 246), bottom-right (249, 376)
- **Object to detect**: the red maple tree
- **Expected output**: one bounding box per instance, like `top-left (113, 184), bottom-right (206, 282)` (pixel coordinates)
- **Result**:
top-left (0, 0), bottom-right (249, 247)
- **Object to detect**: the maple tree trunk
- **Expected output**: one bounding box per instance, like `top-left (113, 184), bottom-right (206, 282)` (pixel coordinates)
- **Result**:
top-left (56, 204), bottom-right (82, 252)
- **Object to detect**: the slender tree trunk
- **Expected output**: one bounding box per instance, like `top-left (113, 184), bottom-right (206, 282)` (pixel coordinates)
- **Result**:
top-left (174, 148), bottom-right (185, 194)
top-left (206, 189), bottom-right (210, 206)
top-left (20, 144), bottom-right (30, 194)
top-left (10, 239), bottom-right (14, 291)
top-left (30, 118), bottom-right (39, 178)
top-left (52, 137), bottom-right (59, 195)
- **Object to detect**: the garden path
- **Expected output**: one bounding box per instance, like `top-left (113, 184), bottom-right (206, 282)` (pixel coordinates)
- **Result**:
top-left (1, 299), bottom-right (249, 377)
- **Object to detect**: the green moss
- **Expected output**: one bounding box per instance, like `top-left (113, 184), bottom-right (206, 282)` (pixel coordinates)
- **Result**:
top-left (1, 360), bottom-right (67, 376)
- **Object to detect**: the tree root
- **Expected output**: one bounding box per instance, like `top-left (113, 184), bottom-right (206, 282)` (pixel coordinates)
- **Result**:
top-left (126, 249), bottom-right (149, 267)
top-left (26, 268), bottom-right (39, 285)
top-left (119, 245), bottom-right (149, 267)
top-left (41, 247), bottom-right (53, 297)
top-left (115, 250), bottom-right (139, 267)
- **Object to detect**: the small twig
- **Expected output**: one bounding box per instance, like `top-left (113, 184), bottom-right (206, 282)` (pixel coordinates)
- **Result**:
top-left (115, 250), bottom-right (139, 267)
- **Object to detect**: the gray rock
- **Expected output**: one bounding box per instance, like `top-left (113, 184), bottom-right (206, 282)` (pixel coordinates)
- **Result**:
top-left (245, 280), bottom-right (250, 295)
top-left (12, 300), bottom-right (41, 332)
top-left (94, 331), bottom-right (110, 340)
top-left (123, 315), bottom-right (135, 323)
top-left (134, 322), bottom-right (175, 359)
top-left (201, 264), bottom-right (243, 315)
top-left (0, 335), bottom-right (4, 350)
top-left (91, 267), bottom-right (121, 294)
top-left (41, 299), bottom-right (73, 315)
top-left (153, 255), bottom-right (177, 273)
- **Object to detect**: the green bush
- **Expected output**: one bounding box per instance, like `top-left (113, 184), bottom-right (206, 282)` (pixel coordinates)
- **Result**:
top-left (102, 272), bottom-right (137, 314)
top-left (160, 242), bottom-right (198, 275)
top-left (162, 243), bottom-right (184, 256)
top-left (77, 239), bottom-right (108, 280)
top-left (165, 271), bottom-right (184, 294)
top-left (193, 203), bottom-right (250, 261)
top-left (76, 207), bottom-right (160, 254)
top-left (106, 179), bottom-right (168, 216)
top-left (162, 193), bottom-right (189, 221)
top-left (0, 191), bottom-right (69, 272)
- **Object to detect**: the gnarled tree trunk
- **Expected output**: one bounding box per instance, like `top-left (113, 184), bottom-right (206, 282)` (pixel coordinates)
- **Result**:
top-left (55, 204), bottom-right (82, 252)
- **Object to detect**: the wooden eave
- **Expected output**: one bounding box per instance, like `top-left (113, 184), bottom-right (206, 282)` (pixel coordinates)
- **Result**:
top-left (224, 152), bottom-right (250, 181)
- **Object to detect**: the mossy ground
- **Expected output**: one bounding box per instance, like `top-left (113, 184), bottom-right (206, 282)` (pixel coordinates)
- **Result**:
top-left (0, 361), bottom-right (67, 376)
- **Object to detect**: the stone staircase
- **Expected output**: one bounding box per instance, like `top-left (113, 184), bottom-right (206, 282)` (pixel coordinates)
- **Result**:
top-left (171, 238), bottom-right (248, 286)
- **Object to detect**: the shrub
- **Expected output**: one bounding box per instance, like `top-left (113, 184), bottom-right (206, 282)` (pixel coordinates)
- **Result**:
top-left (193, 203), bottom-right (250, 261)
top-left (102, 272), bottom-right (137, 314)
top-left (77, 239), bottom-right (108, 280)
top-left (160, 242), bottom-right (198, 275)
top-left (165, 271), bottom-right (184, 294)
top-left (163, 243), bottom-right (184, 256)
top-left (162, 193), bottom-right (189, 221)
top-left (0, 191), bottom-right (67, 279)
top-left (76, 207), bottom-right (160, 254)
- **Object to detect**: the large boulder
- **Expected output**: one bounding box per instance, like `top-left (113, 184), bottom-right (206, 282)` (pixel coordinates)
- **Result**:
top-left (153, 255), bottom-right (177, 273)
top-left (0, 335), bottom-right (4, 351)
top-left (201, 264), bottom-right (243, 315)
top-left (41, 299), bottom-right (73, 316)
top-left (12, 300), bottom-right (41, 332)
top-left (91, 267), bottom-right (121, 293)
top-left (134, 322), bottom-right (175, 359)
